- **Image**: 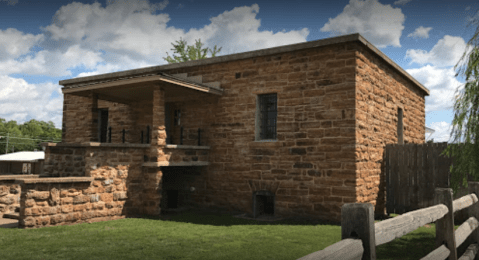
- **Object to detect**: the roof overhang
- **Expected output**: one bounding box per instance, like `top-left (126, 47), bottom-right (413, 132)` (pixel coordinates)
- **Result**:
top-left (62, 72), bottom-right (223, 103)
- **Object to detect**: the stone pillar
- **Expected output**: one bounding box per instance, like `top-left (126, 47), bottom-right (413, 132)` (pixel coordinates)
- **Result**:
top-left (141, 86), bottom-right (166, 215)
top-left (88, 92), bottom-right (99, 142)
top-left (150, 86), bottom-right (166, 161)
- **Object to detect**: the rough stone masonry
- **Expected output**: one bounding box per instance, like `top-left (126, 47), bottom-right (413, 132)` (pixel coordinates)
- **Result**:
top-left (34, 33), bottom-right (429, 227)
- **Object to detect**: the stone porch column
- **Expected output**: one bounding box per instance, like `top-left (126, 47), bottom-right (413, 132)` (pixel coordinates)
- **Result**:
top-left (142, 85), bottom-right (166, 215)
top-left (150, 86), bottom-right (166, 160)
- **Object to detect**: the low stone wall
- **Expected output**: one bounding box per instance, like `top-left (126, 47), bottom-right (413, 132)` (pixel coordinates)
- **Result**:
top-left (0, 175), bottom-right (39, 218)
top-left (17, 175), bottom-right (128, 229)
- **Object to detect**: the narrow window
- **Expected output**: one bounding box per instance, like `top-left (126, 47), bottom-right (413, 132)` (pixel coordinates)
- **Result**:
top-left (98, 108), bottom-right (109, 143)
top-left (257, 93), bottom-right (277, 140)
top-left (397, 108), bottom-right (404, 144)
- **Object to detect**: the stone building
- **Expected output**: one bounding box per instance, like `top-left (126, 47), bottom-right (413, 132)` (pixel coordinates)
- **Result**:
top-left (36, 33), bottom-right (429, 225)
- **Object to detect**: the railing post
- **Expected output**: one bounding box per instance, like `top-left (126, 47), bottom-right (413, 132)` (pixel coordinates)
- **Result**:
top-left (122, 129), bottom-right (125, 143)
top-left (146, 126), bottom-right (150, 144)
top-left (468, 182), bottom-right (479, 244)
top-left (180, 126), bottom-right (183, 145)
top-left (198, 128), bottom-right (201, 146)
top-left (141, 130), bottom-right (144, 144)
top-left (108, 127), bottom-right (112, 143)
top-left (341, 203), bottom-right (376, 260)
top-left (435, 188), bottom-right (457, 260)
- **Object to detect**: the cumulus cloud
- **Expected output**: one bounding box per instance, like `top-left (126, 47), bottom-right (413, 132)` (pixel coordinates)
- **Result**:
top-left (405, 35), bottom-right (468, 67)
top-left (0, 75), bottom-right (63, 127)
top-left (0, 45), bottom-right (103, 77)
top-left (394, 0), bottom-right (412, 5)
top-left (41, 2), bottom-right (308, 76)
top-left (427, 121), bottom-right (452, 142)
top-left (0, 0), bottom-right (18, 5)
top-left (407, 26), bottom-right (432, 39)
top-left (0, 28), bottom-right (43, 60)
top-left (407, 65), bottom-right (462, 112)
top-left (320, 0), bottom-right (405, 48)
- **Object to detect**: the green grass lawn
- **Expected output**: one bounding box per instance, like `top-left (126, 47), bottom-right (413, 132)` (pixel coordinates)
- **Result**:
top-left (0, 211), bottom-right (461, 260)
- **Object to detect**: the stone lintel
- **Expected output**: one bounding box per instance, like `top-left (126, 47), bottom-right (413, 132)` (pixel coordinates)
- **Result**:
top-left (41, 142), bottom-right (150, 149)
top-left (0, 175), bottom-right (40, 181)
top-left (142, 161), bottom-right (209, 167)
top-left (164, 144), bottom-right (210, 150)
top-left (15, 177), bottom-right (94, 184)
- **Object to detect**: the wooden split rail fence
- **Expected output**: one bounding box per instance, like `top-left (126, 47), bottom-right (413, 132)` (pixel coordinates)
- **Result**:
top-left (297, 182), bottom-right (479, 260)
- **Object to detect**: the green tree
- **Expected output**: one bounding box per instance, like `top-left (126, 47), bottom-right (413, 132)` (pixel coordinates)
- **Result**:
top-left (442, 19), bottom-right (479, 193)
top-left (0, 118), bottom-right (61, 154)
top-left (163, 38), bottom-right (222, 64)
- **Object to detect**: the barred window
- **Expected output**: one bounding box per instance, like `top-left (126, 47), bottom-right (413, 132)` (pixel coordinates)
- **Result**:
top-left (258, 93), bottom-right (277, 140)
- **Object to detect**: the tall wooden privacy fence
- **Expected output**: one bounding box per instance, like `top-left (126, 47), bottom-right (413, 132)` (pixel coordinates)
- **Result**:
top-left (297, 182), bottom-right (479, 260)
top-left (385, 142), bottom-right (454, 214)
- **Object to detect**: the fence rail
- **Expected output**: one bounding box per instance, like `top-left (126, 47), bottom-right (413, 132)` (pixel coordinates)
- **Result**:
top-left (297, 182), bottom-right (479, 260)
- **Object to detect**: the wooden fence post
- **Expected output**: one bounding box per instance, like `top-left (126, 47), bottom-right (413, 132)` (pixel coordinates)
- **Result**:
top-left (341, 203), bottom-right (376, 260)
top-left (435, 188), bottom-right (457, 260)
top-left (468, 182), bottom-right (479, 245)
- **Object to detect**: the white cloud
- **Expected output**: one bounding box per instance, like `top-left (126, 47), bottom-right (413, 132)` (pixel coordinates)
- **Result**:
top-left (0, 0), bottom-right (18, 5)
top-left (394, 0), bottom-right (412, 5)
top-left (0, 28), bottom-right (43, 60)
top-left (407, 26), bottom-right (432, 39)
top-left (405, 35), bottom-right (468, 67)
top-left (42, 2), bottom-right (308, 76)
top-left (427, 121), bottom-right (452, 142)
top-left (0, 45), bottom-right (103, 77)
top-left (0, 75), bottom-right (63, 127)
top-left (320, 0), bottom-right (405, 48)
top-left (0, 1), bottom-right (309, 128)
top-left (407, 65), bottom-right (462, 112)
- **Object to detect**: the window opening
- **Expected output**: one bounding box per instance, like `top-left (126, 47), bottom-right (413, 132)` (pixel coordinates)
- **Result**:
top-left (258, 93), bottom-right (277, 140)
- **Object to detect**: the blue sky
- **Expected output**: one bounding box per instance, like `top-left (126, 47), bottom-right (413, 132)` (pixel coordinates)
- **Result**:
top-left (0, 0), bottom-right (477, 142)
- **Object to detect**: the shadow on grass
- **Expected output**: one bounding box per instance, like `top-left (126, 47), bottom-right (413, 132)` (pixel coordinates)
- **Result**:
top-left (133, 208), bottom-right (342, 227)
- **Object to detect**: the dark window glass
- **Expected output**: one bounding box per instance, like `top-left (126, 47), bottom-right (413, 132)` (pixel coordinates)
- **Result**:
top-left (259, 93), bottom-right (277, 140)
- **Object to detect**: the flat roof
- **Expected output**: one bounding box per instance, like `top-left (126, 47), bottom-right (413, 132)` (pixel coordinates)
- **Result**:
top-left (0, 151), bottom-right (44, 162)
top-left (60, 33), bottom-right (429, 95)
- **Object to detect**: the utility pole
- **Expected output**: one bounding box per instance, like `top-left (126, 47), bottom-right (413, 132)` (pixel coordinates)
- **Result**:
top-left (5, 133), bottom-right (9, 154)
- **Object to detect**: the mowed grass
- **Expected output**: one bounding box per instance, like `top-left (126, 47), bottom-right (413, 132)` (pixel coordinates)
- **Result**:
top-left (0, 211), bottom-right (458, 260)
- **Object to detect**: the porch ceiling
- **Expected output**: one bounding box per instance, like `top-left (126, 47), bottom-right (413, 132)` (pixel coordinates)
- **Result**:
top-left (61, 73), bottom-right (223, 103)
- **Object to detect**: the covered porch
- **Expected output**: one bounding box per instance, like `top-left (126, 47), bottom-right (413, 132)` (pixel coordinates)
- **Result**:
top-left (58, 72), bottom-right (223, 168)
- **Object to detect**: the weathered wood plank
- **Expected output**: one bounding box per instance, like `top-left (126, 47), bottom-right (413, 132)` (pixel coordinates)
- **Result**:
top-left (296, 239), bottom-right (363, 260)
top-left (375, 204), bottom-right (449, 246)
top-left (386, 145), bottom-right (393, 215)
top-left (411, 144), bottom-right (419, 210)
top-left (420, 245), bottom-right (450, 260)
top-left (393, 146), bottom-right (400, 214)
top-left (458, 243), bottom-right (479, 260)
top-left (455, 217), bottom-right (479, 248)
top-left (453, 194), bottom-right (478, 213)
top-left (417, 143), bottom-right (425, 208)
top-left (435, 188), bottom-right (457, 260)
top-left (341, 203), bottom-right (376, 259)
top-left (398, 145), bottom-right (406, 214)
top-left (468, 182), bottom-right (479, 244)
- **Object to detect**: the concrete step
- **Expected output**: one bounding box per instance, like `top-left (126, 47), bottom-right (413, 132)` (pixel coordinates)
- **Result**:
top-left (3, 212), bottom-right (19, 220)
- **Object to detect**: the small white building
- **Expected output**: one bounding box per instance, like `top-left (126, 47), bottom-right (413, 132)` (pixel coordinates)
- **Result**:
top-left (426, 127), bottom-right (435, 142)
top-left (0, 151), bottom-right (44, 175)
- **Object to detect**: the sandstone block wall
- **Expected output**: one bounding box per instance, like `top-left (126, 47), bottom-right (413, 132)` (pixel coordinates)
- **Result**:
top-left (19, 178), bottom-right (126, 229)
top-left (162, 43), bottom-right (358, 221)
top-left (43, 146), bottom-right (86, 177)
top-left (354, 43), bottom-right (426, 215)
top-left (0, 181), bottom-right (20, 217)
top-left (58, 40), bottom-right (426, 222)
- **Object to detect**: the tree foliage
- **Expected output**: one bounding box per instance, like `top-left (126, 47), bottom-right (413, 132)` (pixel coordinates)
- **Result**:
top-left (163, 38), bottom-right (222, 64)
top-left (442, 18), bottom-right (479, 193)
top-left (0, 118), bottom-right (61, 154)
